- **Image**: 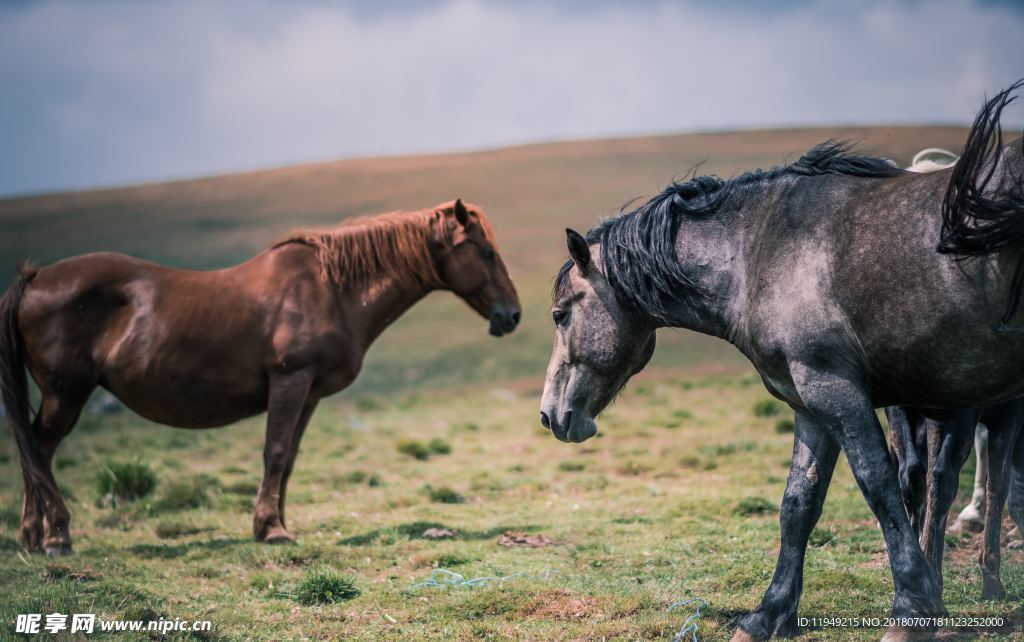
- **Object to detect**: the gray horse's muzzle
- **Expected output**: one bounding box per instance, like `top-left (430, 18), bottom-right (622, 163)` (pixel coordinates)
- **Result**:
top-left (539, 408), bottom-right (597, 443)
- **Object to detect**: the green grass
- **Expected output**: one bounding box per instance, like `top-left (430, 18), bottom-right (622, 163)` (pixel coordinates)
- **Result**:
top-left (0, 372), bottom-right (1020, 640)
top-left (287, 566), bottom-right (361, 605)
top-left (397, 439), bottom-right (431, 461)
top-left (94, 458), bottom-right (158, 502)
top-left (752, 398), bottom-right (785, 418)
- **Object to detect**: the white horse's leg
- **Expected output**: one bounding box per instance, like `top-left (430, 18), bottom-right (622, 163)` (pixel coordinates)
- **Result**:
top-left (952, 424), bottom-right (988, 533)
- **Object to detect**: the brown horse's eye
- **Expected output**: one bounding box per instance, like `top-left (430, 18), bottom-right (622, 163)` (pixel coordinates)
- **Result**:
top-left (482, 247), bottom-right (496, 260)
top-left (552, 309), bottom-right (567, 325)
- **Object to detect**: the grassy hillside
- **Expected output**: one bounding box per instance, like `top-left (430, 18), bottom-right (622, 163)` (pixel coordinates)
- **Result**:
top-left (0, 126), bottom-right (972, 396)
top-left (4, 127), bottom-right (1019, 642)
top-left (0, 372), bottom-right (1019, 641)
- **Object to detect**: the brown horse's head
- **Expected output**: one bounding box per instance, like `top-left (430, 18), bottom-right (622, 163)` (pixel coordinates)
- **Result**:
top-left (431, 199), bottom-right (521, 336)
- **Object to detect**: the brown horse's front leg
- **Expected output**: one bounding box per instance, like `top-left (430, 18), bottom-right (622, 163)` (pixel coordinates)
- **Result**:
top-left (254, 369), bottom-right (314, 544)
top-left (278, 400), bottom-right (318, 531)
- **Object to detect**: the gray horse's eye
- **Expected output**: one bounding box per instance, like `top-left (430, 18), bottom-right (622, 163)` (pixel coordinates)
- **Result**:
top-left (552, 309), bottom-right (567, 325)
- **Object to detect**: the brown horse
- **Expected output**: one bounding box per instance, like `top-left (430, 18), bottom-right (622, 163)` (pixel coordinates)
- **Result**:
top-left (0, 199), bottom-right (520, 555)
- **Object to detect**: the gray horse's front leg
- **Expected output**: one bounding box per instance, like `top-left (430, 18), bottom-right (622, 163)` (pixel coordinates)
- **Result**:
top-left (732, 410), bottom-right (839, 641)
top-left (799, 376), bottom-right (943, 641)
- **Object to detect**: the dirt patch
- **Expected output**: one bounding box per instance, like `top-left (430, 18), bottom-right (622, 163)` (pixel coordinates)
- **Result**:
top-left (527, 590), bottom-right (604, 621)
top-left (860, 551), bottom-right (889, 570)
top-left (422, 527), bottom-right (459, 539)
top-left (497, 531), bottom-right (558, 548)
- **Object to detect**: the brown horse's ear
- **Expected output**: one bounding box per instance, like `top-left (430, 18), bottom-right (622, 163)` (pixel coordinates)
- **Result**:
top-left (566, 228), bottom-right (590, 272)
top-left (453, 199), bottom-right (470, 227)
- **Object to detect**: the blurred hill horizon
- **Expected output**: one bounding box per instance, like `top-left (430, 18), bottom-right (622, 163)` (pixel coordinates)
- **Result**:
top-left (0, 125), bottom-right (972, 396)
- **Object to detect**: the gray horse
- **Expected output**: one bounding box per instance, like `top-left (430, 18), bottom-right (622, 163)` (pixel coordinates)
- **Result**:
top-left (540, 82), bottom-right (1024, 642)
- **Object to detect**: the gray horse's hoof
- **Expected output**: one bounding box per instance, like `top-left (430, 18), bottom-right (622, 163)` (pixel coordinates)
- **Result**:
top-left (881, 626), bottom-right (935, 642)
top-left (981, 580), bottom-right (1006, 601)
top-left (45, 545), bottom-right (72, 557)
top-left (729, 628), bottom-right (761, 642)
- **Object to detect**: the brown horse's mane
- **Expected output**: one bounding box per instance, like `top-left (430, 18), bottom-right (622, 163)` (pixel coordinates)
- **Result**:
top-left (272, 208), bottom-right (452, 290)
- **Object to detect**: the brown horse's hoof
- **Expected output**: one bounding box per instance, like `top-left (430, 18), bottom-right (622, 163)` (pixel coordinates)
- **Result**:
top-left (45, 544), bottom-right (73, 557)
top-left (729, 628), bottom-right (761, 642)
top-left (261, 526), bottom-right (296, 544)
top-left (880, 626), bottom-right (935, 642)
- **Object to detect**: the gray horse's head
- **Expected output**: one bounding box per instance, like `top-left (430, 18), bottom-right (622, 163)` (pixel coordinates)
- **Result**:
top-left (539, 229), bottom-right (656, 442)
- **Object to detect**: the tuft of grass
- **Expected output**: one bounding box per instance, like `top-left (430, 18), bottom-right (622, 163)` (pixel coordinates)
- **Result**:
top-left (154, 519), bottom-right (204, 539)
top-left (428, 437), bottom-right (452, 455)
top-left (617, 460), bottom-right (652, 476)
top-left (735, 496), bottom-right (776, 516)
top-left (396, 439), bottom-right (431, 461)
top-left (775, 418), bottom-right (795, 433)
top-left (558, 460), bottom-right (587, 472)
top-left (752, 398), bottom-right (785, 418)
top-left (289, 566), bottom-right (360, 605)
top-left (95, 458), bottom-right (158, 502)
top-left (347, 470), bottom-right (368, 484)
top-left (151, 476), bottom-right (213, 513)
top-left (424, 485), bottom-right (466, 504)
top-left (809, 528), bottom-right (835, 548)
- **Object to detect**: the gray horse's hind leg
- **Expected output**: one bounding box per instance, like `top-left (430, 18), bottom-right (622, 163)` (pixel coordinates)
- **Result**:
top-left (733, 410), bottom-right (840, 641)
top-left (918, 413), bottom-right (975, 588)
top-left (975, 401), bottom-right (1024, 600)
top-left (887, 408), bottom-right (975, 587)
top-left (886, 407), bottom-right (926, 531)
top-left (1009, 430), bottom-right (1024, 538)
top-left (979, 425), bottom-right (1013, 599)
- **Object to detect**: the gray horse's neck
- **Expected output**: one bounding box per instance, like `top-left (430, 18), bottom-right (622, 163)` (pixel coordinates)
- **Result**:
top-left (660, 180), bottom-right (789, 345)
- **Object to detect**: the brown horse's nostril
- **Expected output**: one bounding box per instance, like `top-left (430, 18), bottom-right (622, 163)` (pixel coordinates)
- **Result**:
top-left (540, 411), bottom-right (551, 429)
top-left (511, 311), bottom-right (521, 326)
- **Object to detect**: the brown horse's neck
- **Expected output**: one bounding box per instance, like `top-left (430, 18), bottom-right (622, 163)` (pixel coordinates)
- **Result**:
top-left (352, 274), bottom-right (436, 347)
top-left (278, 208), bottom-right (449, 349)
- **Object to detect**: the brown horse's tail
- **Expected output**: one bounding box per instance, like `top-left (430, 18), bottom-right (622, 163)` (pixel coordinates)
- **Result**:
top-left (0, 265), bottom-right (41, 487)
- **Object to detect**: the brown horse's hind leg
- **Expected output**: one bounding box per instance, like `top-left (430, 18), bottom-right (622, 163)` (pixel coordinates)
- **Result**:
top-left (22, 389), bottom-right (90, 556)
top-left (254, 370), bottom-right (314, 544)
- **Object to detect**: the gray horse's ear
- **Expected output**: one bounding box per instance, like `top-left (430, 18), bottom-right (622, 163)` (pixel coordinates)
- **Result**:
top-left (453, 199), bottom-right (470, 226)
top-left (566, 229), bottom-right (590, 271)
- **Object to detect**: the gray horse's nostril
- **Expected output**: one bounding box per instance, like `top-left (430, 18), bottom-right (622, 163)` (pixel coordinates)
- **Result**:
top-left (511, 311), bottom-right (521, 325)
top-left (540, 412), bottom-right (550, 429)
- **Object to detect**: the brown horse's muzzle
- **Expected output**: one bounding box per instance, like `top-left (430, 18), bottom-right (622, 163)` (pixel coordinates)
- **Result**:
top-left (489, 305), bottom-right (521, 337)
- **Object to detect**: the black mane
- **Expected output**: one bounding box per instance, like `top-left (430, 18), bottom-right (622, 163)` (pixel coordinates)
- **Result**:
top-left (554, 141), bottom-right (903, 322)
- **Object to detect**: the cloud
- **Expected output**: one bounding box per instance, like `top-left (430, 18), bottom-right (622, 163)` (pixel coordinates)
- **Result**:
top-left (0, 0), bottom-right (1022, 195)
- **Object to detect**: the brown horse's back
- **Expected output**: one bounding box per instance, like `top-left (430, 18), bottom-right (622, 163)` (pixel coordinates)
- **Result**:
top-left (20, 248), bottom-right (330, 427)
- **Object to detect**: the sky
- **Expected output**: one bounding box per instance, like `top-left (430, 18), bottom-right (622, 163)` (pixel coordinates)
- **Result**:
top-left (1, 0), bottom-right (1023, 197)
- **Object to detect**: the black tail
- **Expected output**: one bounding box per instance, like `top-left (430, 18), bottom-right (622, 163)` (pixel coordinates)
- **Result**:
top-left (0, 266), bottom-right (42, 489)
top-left (937, 79), bottom-right (1024, 328)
